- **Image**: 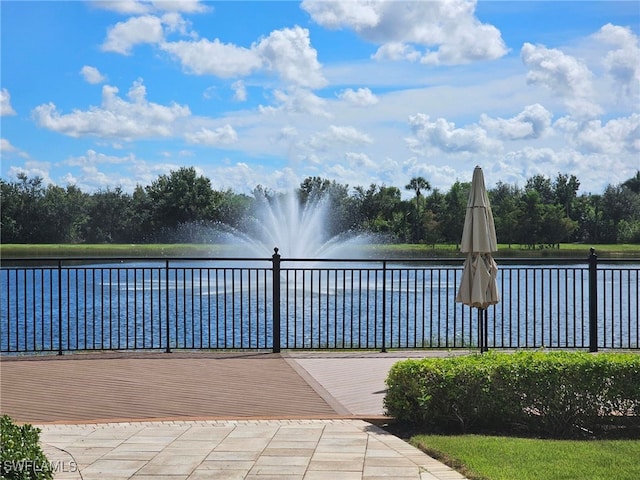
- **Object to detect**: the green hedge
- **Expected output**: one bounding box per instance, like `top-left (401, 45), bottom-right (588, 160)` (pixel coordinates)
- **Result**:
top-left (0, 416), bottom-right (53, 480)
top-left (384, 352), bottom-right (640, 437)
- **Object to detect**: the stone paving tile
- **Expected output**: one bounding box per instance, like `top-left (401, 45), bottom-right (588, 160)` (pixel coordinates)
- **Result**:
top-left (303, 472), bottom-right (362, 480)
top-left (194, 460), bottom-right (255, 470)
top-left (158, 441), bottom-right (218, 453)
top-left (36, 418), bottom-right (470, 480)
top-left (106, 443), bottom-right (168, 453)
top-left (253, 456), bottom-right (310, 466)
top-left (248, 463), bottom-right (308, 475)
top-left (307, 459), bottom-right (364, 471)
top-left (260, 447), bottom-right (317, 457)
top-left (175, 426), bottom-right (233, 440)
top-left (132, 476), bottom-right (188, 480)
top-left (187, 472), bottom-right (247, 480)
top-left (80, 459), bottom-right (147, 476)
top-left (363, 464), bottom-right (422, 477)
top-left (101, 450), bottom-right (160, 461)
top-left (204, 450), bottom-right (262, 461)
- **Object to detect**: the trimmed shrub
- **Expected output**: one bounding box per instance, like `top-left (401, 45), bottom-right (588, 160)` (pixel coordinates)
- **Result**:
top-left (384, 351), bottom-right (640, 438)
top-left (0, 415), bottom-right (53, 480)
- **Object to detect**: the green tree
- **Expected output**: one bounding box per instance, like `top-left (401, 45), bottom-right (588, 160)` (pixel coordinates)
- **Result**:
top-left (298, 177), bottom-right (355, 236)
top-left (525, 174), bottom-right (554, 204)
top-left (39, 184), bottom-right (89, 243)
top-left (553, 173), bottom-right (580, 221)
top-left (298, 176), bottom-right (332, 204)
top-left (0, 174), bottom-right (46, 243)
top-left (0, 178), bottom-right (23, 242)
top-left (83, 187), bottom-right (132, 243)
top-left (405, 176), bottom-right (431, 243)
top-left (441, 181), bottom-right (470, 245)
top-left (424, 188), bottom-right (446, 244)
top-left (490, 182), bottom-right (521, 248)
top-left (213, 189), bottom-right (253, 229)
top-left (600, 184), bottom-right (636, 243)
top-left (126, 185), bottom-right (154, 242)
top-left (353, 184), bottom-right (402, 238)
top-left (572, 194), bottom-right (597, 243)
top-left (421, 209), bottom-right (441, 246)
top-left (516, 189), bottom-right (544, 247)
top-left (146, 167), bottom-right (216, 234)
top-left (622, 171), bottom-right (640, 194)
top-left (540, 203), bottom-right (578, 248)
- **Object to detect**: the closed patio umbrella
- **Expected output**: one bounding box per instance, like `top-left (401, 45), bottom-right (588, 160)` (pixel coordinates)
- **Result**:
top-left (455, 166), bottom-right (499, 352)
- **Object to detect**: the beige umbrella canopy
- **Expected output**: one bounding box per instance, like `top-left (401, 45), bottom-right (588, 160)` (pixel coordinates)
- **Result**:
top-left (456, 166), bottom-right (499, 310)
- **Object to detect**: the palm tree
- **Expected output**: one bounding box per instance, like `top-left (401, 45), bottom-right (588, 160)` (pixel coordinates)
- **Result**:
top-left (622, 171), bottom-right (640, 194)
top-left (405, 177), bottom-right (431, 242)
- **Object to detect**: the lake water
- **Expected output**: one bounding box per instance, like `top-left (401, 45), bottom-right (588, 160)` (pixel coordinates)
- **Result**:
top-left (1, 260), bottom-right (638, 353)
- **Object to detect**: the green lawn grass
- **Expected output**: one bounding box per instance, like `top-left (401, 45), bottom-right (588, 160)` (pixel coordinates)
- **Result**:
top-left (1, 243), bottom-right (639, 259)
top-left (412, 435), bottom-right (640, 480)
top-left (0, 243), bottom-right (232, 258)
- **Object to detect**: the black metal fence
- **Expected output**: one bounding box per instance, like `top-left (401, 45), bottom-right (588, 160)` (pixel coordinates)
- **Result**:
top-left (1, 250), bottom-right (638, 354)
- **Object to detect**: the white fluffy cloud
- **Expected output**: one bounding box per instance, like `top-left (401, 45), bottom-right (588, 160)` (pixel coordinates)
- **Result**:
top-left (232, 81), bottom-right (247, 101)
top-left (161, 38), bottom-right (261, 77)
top-left (479, 104), bottom-right (552, 140)
top-left (521, 42), bottom-right (602, 118)
top-left (149, 1), bottom-right (210, 13)
top-left (100, 8), bottom-right (326, 89)
top-left (101, 12), bottom-right (194, 55)
top-left (593, 23), bottom-right (640, 99)
top-left (1, 88), bottom-right (16, 116)
top-left (406, 113), bottom-right (500, 154)
top-left (64, 149), bottom-right (133, 167)
top-left (344, 151), bottom-right (376, 169)
top-left (301, 0), bottom-right (382, 30)
top-left (58, 149), bottom-right (180, 192)
top-left (184, 125), bottom-right (238, 146)
top-left (80, 66), bottom-right (107, 84)
top-left (302, 0), bottom-right (508, 65)
top-left (94, 0), bottom-right (153, 15)
top-left (338, 87), bottom-right (379, 107)
top-left (32, 79), bottom-right (191, 140)
top-left (162, 26), bottom-right (326, 89)
top-left (261, 88), bottom-right (329, 117)
top-left (309, 125), bottom-right (373, 150)
top-left (101, 15), bottom-right (165, 54)
top-left (256, 26), bottom-right (326, 89)
top-left (1, 138), bottom-right (17, 153)
top-left (555, 113), bottom-right (640, 154)
top-left (94, 0), bottom-right (209, 15)
top-left (1, 139), bottom-right (29, 160)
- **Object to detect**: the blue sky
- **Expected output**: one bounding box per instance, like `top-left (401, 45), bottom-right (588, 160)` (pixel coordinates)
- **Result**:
top-left (1, 1), bottom-right (639, 197)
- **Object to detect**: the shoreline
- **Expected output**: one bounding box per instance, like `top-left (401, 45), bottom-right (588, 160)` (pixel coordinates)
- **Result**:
top-left (1, 243), bottom-right (639, 260)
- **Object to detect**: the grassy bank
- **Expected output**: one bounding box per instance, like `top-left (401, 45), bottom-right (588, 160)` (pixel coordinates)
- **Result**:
top-left (0, 243), bottom-right (229, 258)
top-left (1, 243), bottom-right (639, 259)
top-left (374, 243), bottom-right (640, 259)
top-left (411, 434), bottom-right (640, 480)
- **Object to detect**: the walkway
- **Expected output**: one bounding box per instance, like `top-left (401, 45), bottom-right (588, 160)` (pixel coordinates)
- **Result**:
top-left (1, 351), bottom-right (470, 479)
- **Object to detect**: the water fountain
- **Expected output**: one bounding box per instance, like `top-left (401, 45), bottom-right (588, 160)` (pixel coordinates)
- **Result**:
top-left (218, 190), bottom-right (370, 259)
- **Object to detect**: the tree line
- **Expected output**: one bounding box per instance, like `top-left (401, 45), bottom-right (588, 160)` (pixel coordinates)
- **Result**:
top-left (1, 168), bottom-right (639, 247)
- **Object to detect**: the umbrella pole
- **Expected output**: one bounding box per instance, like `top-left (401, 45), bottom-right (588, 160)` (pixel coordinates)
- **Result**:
top-left (477, 308), bottom-right (488, 353)
top-left (483, 309), bottom-right (488, 353)
top-left (477, 307), bottom-right (482, 353)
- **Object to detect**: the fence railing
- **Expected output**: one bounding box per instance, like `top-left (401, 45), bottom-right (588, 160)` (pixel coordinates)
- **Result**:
top-left (1, 250), bottom-right (638, 354)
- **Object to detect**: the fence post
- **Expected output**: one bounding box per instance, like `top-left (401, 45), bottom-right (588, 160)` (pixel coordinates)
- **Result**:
top-left (165, 260), bottom-right (171, 353)
top-left (588, 248), bottom-right (598, 352)
top-left (272, 248), bottom-right (281, 353)
top-left (58, 260), bottom-right (63, 355)
top-left (381, 261), bottom-right (387, 353)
